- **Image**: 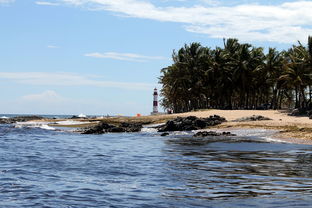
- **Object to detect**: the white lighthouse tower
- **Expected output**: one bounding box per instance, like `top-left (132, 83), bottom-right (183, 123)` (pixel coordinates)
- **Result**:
top-left (152, 88), bottom-right (158, 115)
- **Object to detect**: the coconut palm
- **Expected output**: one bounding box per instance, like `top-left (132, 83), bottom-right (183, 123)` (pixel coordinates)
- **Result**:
top-left (159, 37), bottom-right (312, 113)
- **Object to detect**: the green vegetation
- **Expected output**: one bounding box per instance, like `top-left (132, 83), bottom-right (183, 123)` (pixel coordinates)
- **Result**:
top-left (159, 37), bottom-right (312, 113)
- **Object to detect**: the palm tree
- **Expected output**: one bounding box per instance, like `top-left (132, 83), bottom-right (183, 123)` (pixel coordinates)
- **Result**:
top-left (280, 44), bottom-right (311, 109)
top-left (159, 36), bottom-right (312, 113)
top-left (259, 48), bottom-right (284, 109)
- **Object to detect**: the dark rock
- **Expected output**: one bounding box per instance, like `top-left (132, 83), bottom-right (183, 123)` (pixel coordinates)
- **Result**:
top-left (256, 103), bottom-right (270, 110)
top-left (81, 122), bottom-right (114, 134)
top-left (233, 115), bottom-right (271, 122)
top-left (0, 115), bottom-right (45, 124)
top-left (110, 127), bottom-right (125, 133)
top-left (120, 122), bottom-right (142, 132)
top-left (289, 108), bottom-right (307, 116)
top-left (193, 131), bottom-right (236, 137)
top-left (158, 115), bottom-right (226, 132)
top-left (81, 121), bottom-right (143, 134)
top-left (160, 133), bottom-right (169, 136)
top-left (0, 118), bottom-right (11, 124)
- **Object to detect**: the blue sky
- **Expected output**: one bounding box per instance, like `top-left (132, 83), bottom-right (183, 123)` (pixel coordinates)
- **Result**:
top-left (0, 0), bottom-right (312, 115)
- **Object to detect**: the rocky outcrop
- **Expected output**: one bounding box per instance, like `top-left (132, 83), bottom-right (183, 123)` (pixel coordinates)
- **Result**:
top-left (289, 109), bottom-right (312, 119)
top-left (81, 122), bottom-right (143, 134)
top-left (193, 131), bottom-right (236, 137)
top-left (233, 115), bottom-right (271, 122)
top-left (157, 115), bottom-right (226, 132)
top-left (0, 116), bottom-right (44, 124)
top-left (307, 111), bottom-right (312, 119)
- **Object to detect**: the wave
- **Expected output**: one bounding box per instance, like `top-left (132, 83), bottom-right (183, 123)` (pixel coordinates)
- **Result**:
top-left (55, 120), bottom-right (92, 125)
top-left (15, 121), bottom-right (56, 131)
top-left (13, 119), bottom-right (94, 132)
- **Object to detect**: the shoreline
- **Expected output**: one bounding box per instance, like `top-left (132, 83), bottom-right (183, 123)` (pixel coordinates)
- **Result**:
top-left (175, 109), bottom-right (312, 144)
top-left (17, 109), bottom-right (312, 145)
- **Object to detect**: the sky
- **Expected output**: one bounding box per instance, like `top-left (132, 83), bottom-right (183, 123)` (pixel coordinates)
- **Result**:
top-left (1, 0), bottom-right (312, 116)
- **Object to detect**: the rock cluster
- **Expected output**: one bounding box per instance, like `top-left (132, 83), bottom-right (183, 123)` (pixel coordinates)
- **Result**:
top-left (158, 115), bottom-right (226, 132)
top-left (233, 115), bottom-right (271, 122)
top-left (193, 131), bottom-right (236, 137)
top-left (307, 111), bottom-right (312, 119)
top-left (0, 116), bottom-right (44, 124)
top-left (288, 108), bottom-right (307, 116)
top-left (81, 122), bottom-right (143, 134)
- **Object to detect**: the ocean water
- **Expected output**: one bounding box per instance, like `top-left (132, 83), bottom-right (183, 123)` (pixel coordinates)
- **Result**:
top-left (1, 121), bottom-right (312, 207)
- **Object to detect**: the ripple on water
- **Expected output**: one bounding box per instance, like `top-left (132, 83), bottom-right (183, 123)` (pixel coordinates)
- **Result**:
top-left (2, 124), bottom-right (312, 207)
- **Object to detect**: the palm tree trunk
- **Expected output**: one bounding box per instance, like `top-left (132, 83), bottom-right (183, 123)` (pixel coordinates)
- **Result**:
top-left (300, 86), bottom-right (306, 109)
top-left (270, 87), bottom-right (277, 109)
top-left (295, 87), bottom-right (299, 108)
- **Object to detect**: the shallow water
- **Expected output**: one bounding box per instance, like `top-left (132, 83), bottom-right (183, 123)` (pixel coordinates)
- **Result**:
top-left (1, 124), bottom-right (312, 207)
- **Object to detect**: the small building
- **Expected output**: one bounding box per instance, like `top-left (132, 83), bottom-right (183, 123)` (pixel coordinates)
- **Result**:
top-left (151, 88), bottom-right (159, 115)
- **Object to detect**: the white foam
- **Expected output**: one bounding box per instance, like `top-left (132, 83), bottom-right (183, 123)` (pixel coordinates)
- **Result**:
top-left (262, 136), bottom-right (290, 143)
top-left (14, 121), bottom-right (55, 131)
top-left (40, 124), bottom-right (56, 130)
top-left (141, 123), bottom-right (165, 133)
top-left (141, 127), bottom-right (158, 133)
top-left (56, 120), bottom-right (91, 125)
top-left (78, 113), bottom-right (87, 118)
top-left (0, 116), bottom-right (9, 119)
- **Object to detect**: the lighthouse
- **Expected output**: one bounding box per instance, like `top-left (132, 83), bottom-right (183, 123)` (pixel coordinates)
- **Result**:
top-left (152, 88), bottom-right (158, 115)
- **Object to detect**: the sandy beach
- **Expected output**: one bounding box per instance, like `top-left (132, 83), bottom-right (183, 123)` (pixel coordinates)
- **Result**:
top-left (168, 109), bottom-right (312, 144)
top-left (35, 109), bottom-right (312, 144)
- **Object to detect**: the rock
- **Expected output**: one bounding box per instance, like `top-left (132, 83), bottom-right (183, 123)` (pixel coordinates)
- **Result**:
top-left (160, 133), bottom-right (169, 137)
top-left (193, 131), bottom-right (236, 137)
top-left (81, 122), bottom-right (143, 134)
top-left (233, 115), bottom-right (271, 122)
top-left (288, 108), bottom-right (307, 116)
top-left (0, 115), bottom-right (45, 124)
top-left (158, 115), bottom-right (226, 132)
top-left (120, 122), bottom-right (142, 132)
top-left (307, 111), bottom-right (312, 119)
top-left (81, 122), bottom-right (114, 134)
top-left (110, 127), bottom-right (125, 133)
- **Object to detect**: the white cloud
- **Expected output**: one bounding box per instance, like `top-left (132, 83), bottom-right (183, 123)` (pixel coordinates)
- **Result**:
top-left (60, 0), bottom-right (312, 44)
top-left (21, 90), bottom-right (66, 103)
top-left (85, 52), bottom-right (167, 62)
top-left (35, 1), bottom-right (60, 6)
top-left (47, 45), bottom-right (60, 48)
top-left (0, 72), bottom-right (154, 90)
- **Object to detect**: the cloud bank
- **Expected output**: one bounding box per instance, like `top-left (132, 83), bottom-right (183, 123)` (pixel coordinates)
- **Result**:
top-left (21, 90), bottom-right (66, 103)
top-left (60, 0), bottom-right (312, 44)
top-left (47, 45), bottom-right (60, 48)
top-left (85, 52), bottom-right (166, 62)
top-left (35, 1), bottom-right (60, 6)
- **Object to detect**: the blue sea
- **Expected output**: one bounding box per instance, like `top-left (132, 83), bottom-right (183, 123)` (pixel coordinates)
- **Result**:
top-left (1, 115), bottom-right (312, 207)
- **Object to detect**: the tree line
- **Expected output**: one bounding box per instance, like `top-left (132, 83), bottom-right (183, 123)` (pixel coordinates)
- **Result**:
top-left (159, 37), bottom-right (312, 113)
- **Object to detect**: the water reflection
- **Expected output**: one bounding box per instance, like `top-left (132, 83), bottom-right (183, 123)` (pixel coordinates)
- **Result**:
top-left (163, 135), bottom-right (312, 200)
